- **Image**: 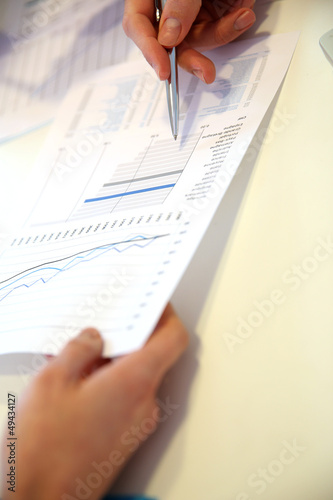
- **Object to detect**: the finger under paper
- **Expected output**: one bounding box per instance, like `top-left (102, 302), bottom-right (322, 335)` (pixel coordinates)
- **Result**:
top-left (87, 304), bottom-right (189, 400)
top-left (124, 303), bottom-right (189, 391)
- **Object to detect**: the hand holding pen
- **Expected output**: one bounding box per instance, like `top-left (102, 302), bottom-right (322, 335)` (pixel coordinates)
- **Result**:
top-left (123, 0), bottom-right (256, 84)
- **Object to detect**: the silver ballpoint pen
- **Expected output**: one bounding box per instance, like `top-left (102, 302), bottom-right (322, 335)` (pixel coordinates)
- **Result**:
top-left (155, 0), bottom-right (179, 140)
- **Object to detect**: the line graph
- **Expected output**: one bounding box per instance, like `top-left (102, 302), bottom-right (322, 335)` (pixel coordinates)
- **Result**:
top-left (0, 233), bottom-right (169, 303)
top-left (0, 209), bottom-right (191, 356)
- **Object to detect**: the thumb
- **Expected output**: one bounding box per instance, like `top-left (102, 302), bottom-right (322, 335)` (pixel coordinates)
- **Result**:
top-left (53, 328), bottom-right (103, 382)
top-left (158, 0), bottom-right (201, 48)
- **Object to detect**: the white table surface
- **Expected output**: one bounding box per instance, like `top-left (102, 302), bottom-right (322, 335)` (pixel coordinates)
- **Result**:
top-left (1, 1), bottom-right (333, 499)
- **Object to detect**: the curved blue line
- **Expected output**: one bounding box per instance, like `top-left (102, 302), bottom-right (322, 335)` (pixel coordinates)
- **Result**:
top-left (0, 235), bottom-right (156, 303)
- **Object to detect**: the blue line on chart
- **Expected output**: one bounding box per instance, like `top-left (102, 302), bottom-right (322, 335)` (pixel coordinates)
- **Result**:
top-left (85, 184), bottom-right (175, 203)
top-left (0, 234), bottom-right (168, 303)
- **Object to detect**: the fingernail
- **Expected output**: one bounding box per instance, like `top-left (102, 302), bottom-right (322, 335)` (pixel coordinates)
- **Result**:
top-left (192, 69), bottom-right (206, 83)
top-left (234, 10), bottom-right (256, 31)
top-left (80, 328), bottom-right (101, 342)
top-left (151, 63), bottom-right (162, 80)
top-left (158, 18), bottom-right (181, 46)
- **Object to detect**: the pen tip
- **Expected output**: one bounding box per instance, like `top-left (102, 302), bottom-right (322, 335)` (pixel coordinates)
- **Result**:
top-left (173, 134), bottom-right (177, 141)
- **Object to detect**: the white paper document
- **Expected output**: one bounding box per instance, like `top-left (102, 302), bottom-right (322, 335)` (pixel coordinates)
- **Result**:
top-left (0, 0), bottom-right (139, 142)
top-left (0, 32), bottom-right (299, 356)
top-left (0, 0), bottom-right (83, 38)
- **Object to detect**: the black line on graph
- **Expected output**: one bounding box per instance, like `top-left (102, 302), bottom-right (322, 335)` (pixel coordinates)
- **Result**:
top-left (0, 233), bottom-right (169, 286)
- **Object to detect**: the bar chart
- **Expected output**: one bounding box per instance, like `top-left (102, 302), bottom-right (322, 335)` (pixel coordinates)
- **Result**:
top-left (70, 132), bottom-right (201, 219)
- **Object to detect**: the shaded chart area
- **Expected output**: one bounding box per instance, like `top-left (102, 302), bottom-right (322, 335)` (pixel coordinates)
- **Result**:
top-left (62, 68), bottom-right (161, 141)
top-left (200, 56), bottom-right (258, 114)
top-left (64, 79), bottom-right (139, 139)
top-left (71, 132), bottom-right (201, 219)
top-left (180, 52), bottom-right (266, 120)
